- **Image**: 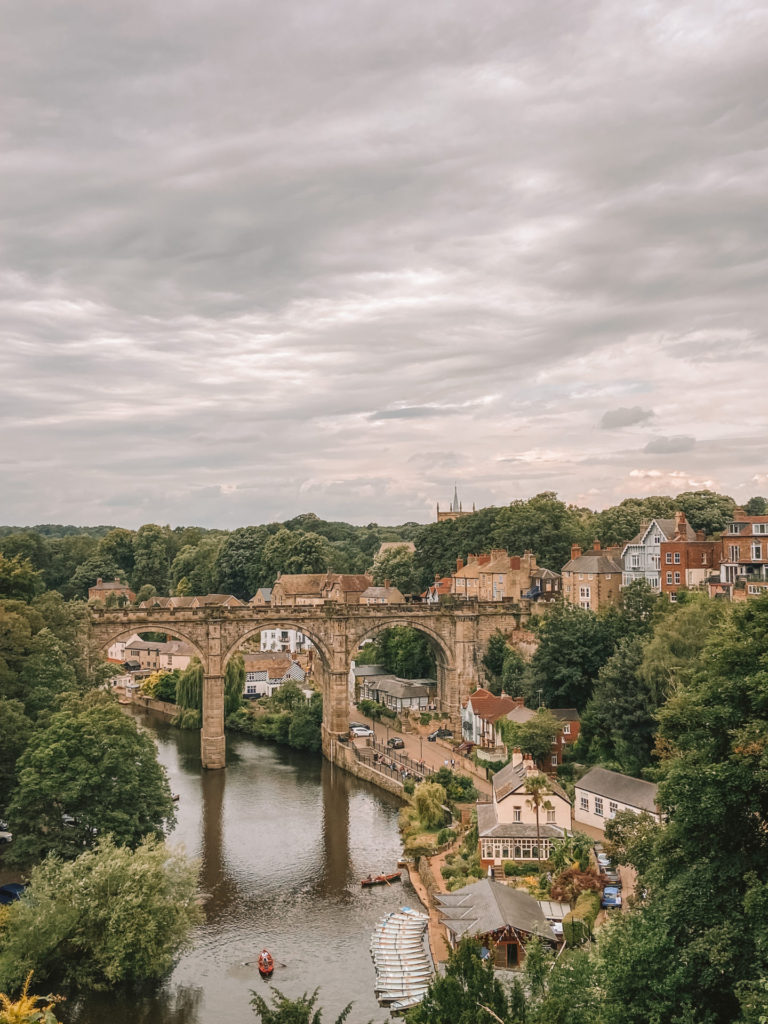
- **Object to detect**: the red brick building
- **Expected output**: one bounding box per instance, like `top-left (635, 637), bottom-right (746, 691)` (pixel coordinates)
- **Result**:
top-left (659, 511), bottom-right (720, 602)
top-left (713, 510), bottom-right (768, 601)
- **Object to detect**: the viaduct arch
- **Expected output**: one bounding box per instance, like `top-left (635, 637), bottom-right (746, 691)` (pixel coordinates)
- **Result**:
top-left (89, 602), bottom-right (536, 769)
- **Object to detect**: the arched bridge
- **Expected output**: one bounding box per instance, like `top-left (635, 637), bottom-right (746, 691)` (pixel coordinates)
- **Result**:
top-left (89, 602), bottom-right (537, 769)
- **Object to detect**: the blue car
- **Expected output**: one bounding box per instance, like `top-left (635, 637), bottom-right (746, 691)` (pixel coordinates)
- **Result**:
top-left (601, 885), bottom-right (622, 910)
top-left (0, 883), bottom-right (25, 905)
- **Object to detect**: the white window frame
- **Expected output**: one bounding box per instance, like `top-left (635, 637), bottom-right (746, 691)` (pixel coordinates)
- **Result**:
top-left (579, 795), bottom-right (589, 811)
top-left (594, 797), bottom-right (604, 817)
top-left (674, 552), bottom-right (681, 564)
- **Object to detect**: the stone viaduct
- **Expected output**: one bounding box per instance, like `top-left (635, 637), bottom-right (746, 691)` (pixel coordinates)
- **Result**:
top-left (89, 601), bottom-right (537, 770)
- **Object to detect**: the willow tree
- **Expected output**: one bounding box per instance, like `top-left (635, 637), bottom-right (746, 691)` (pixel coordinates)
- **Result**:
top-left (224, 653), bottom-right (245, 715)
top-left (176, 658), bottom-right (203, 711)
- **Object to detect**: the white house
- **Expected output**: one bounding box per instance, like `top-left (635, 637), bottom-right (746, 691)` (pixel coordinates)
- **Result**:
top-left (477, 751), bottom-right (571, 866)
top-left (461, 689), bottom-right (531, 749)
top-left (574, 766), bottom-right (660, 832)
top-left (260, 628), bottom-right (314, 654)
top-left (622, 517), bottom-right (696, 591)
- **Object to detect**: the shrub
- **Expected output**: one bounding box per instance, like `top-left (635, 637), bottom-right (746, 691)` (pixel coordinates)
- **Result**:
top-left (403, 778), bottom-right (415, 795)
top-left (420, 713), bottom-right (432, 726)
top-left (562, 891), bottom-right (600, 946)
top-left (436, 828), bottom-right (456, 846)
top-left (550, 867), bottom-right (601, 903)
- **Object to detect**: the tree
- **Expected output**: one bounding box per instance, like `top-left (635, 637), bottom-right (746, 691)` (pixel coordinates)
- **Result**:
top-left (176, 658), bottom-right (203, 712)
top-left (250, 986), bottom-right (351, 1024)
top-left (214, 526), bottom-right (272, 600)
top-left (224, 653), bottom-right (245, 715)
top-left (0, 837), bottom-right (201, 992)
top-left (413, 781), bottom-right (447, 829)
top-left (357, 627), bottom-right (437, 680)
top-left (67, 555), bottom-right (122, 601)
top-left (371, 546), bottom-right (418, 594)
top-left (492, 492), bottom-right (590, 571)
top-left (17, 628), bottom-right (78, 719)
top-left (528, 602), bottom-right (617, 709)
top-left (594, 496), bottom-right (677, 547)
top-left (744, 496), bottom-right (767, 516)
top-left (501, 646), bottom-right (526, 695)
top-left (5, 692), bottom-right (176, 864)
top-left (524, 774), bottom-right (553, 863)
top-left (97, 528), bottom-right (136, 576)
top-left (0, 555), bottom-right (43, 602)
top-left (287, 693), bottom-right (323, 752)
top-left (674, 489), bottom-right (735, 535)
top-left (170, 536), bottom-right (222, 595)
top-left (131, 524), bottom-right (172, 593)
top-left (408, 937), bottom-right (512, 1024)
top-left (501, 709), bottom-right (563, 766)
top-left (0, 698), bottom-right (32, 817)
top-left (482, 631), bottom-right (508, 693)
top-left (262, 529), bottom-right (330, 579)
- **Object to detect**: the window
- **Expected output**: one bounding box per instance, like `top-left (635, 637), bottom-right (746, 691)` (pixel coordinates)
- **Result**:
top-left (631, 555), bottom-right (640, 568)
top-left (751, 543), bottom-right (762, 560)
top-left (748, 585), bottom-right (762, 595)
top-left (579, 795), bottom-right (589, 811)
top-left (546, 808), bottom-right (556, 821)
top-left (513, 808), bottom-right (521, 822)
top-left (701, 552), bottom-right (708, 564)
top-left (754, 524), bottom-right (767, 535)
top-left (588, 574), bottom-right (594, 580)
top-left (605, 574), bottom-right (612, 580)
top-left (562, 723), bottom-right (571, 735)
top-left (579, 586), bottom-right (591, 598)
top-left (674, 572), bottom-right (681, 584)
top-left (551, 754), bottom-right (558, 766)
top-left (594, 797), bottom-right (604, 817)
top-left (730, 545), bottom-right (740, 562)
top-left (674, 552), bottom-right (681, 564)
top-left (653, 535), bottom-right (662, 544)
top-left (670, 592), bottom-right (677, 603)
top-left (666, 572), bottom-right (673, 584)
top-left (665, 552), bottom-right (672, 563)
top-left (609, 801), bottom-right (618, 817)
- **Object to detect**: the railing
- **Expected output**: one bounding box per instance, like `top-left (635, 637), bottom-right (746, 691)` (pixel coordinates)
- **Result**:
top-left (368, 740), bottom-right (429, 781)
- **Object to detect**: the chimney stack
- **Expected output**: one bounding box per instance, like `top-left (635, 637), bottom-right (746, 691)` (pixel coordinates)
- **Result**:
top-left (456, 557), bottom-right (464, 571)
top-left (571, 543), bottom-right (582, 561)
top-left (593, 539), bottom-right (601, 551)
top-left (696, 530), bottom-right (705, 542)
top-left (512, 748), bottom-right (523, 767)
top-left (96, 577), bottom-right (103, 585)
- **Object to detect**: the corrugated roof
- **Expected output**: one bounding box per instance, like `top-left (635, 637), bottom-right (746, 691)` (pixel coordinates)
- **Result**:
top-left (575, 766), bottom-right (658, 813)
top-left (435, 879), bottom-right (556, 943)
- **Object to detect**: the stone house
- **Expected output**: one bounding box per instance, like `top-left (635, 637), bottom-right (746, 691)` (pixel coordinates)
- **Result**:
top-left (359, 584), bottom-right (405, 604)
top-left (477, 751), bottom-right (572, 866)
top-left (451, 550), bottom-right (549, 603)
top-left (561, 542), bottom-right (622, 611)
top-left (121, 637), bottom-right (194, 673)
top-left (574, 765), bottom-right (660, 835)
top-left (270, 572), bottom-right (373, 606)
top-left (88, 578), bottom-right (136, 604)
top-left (249, 587), bottom-right (272, 606)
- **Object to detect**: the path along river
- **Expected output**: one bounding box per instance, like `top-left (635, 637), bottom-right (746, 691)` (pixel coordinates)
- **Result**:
top-left (62, 707), bottom-right (414, 1024)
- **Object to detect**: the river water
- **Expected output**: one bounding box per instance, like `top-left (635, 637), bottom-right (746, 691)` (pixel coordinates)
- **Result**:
top-left (62, 709), bottom-right (413, 1024)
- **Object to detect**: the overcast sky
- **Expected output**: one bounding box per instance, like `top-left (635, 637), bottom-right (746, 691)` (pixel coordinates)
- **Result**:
top-left (2, 0), bottom-right (767, 529)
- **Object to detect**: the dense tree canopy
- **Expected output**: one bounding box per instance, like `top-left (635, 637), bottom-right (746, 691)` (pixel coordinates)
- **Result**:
top-left (6, 692), bottom-right (176, 864)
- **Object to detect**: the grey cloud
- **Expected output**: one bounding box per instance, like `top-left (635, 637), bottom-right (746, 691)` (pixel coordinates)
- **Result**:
top-left (643, 436), bottom-right (697, 454)
top-left (370, 407), bottom-right (440, 421)
top-left (600, 407), bottom-right (655, 430)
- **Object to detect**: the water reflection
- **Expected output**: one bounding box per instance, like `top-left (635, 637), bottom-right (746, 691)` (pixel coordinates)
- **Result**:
top-left (64, 710), bottom-right (408, 1024)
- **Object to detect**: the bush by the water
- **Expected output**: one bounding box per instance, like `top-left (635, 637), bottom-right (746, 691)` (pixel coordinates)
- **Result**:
top-left (226, 685), bottom-right (323, 753)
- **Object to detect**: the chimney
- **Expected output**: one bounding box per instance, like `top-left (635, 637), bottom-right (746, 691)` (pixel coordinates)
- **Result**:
top-left (511, 748), bottom-right (523, 767)
top-left (696, 530), bottom-right (705, 541)
top-left (733, 507), bottom-right (747, 521)
top-left (675, 510), bottom-right (686, 528)
top-left (570, 543), bottom-right (582, 561)
top-left (523, 753), bottom-right (537, 775)
top-left (96, 577), bottom-right (103, 585)
top-left (593, 540), bottom-right (601, 551)
top-left (384, 579), bottom-right (390, 589)
top-left (456, 557), bottom-right (464, 571)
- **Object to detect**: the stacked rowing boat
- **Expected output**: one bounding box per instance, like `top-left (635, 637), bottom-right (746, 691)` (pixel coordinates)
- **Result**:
top-left (370, 907), bottom-right (433, 1014)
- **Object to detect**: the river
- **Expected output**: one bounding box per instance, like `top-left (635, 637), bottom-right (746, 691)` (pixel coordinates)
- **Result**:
top-left (62, 708), bottom-right (414, 1024)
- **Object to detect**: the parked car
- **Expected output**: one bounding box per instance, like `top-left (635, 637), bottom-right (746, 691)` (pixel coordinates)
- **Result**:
top-left (602, 867), bottom-right (621, 886)
top-left (601, 885), bottom-right (622, 910)
top-left (349, 722), bottom-right (367, 731)
top-left (0, 883), bottom-right (25, 905)
top-left (0, 824), bottom-right (12, 845)
top-left (596, 852), bottom-right (612, 869)
top-left (427, 728), bottom-right (453, 742)
top-left (387, 737), bottom-right (405, 749)
top-left (350, 726), bottom-right (374, 738)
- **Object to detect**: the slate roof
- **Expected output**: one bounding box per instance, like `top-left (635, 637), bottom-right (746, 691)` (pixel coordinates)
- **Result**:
top-left (90, 579), bottom-right (132, 591)
top-left (367, 677), bottom-right (432, 700)
top-left (576, 766), bottom-right (658, 813)
top-left (492, 760), bottom-right (571, 805)
top-left (351, 663), bottom-right (388, 677)
top-left (124, 638), bottom-right (194, 656)
top-left (626, 517), bottom-right (697, 547)
top-left (250, 588), bottom-right (272, 603)
top-left (360, 586), bottom-right (405, 602)
top-left (435, 879), bottom-right (557, 943)
top-left (476, 802), bottom-right (566, 840)
top-left (561, 552), bottom-right (622, 574)
top-left (273, 574), bottom-right (327, 595)
top-left (506, 705), bottom-right (537, 724)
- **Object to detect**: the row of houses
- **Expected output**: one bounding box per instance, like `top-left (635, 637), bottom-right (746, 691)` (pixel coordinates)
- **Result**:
top-left (563, 509), bottom-right (768, 609)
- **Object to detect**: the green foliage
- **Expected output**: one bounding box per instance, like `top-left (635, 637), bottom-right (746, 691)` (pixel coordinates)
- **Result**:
top-left (0, 837), bottom-right (201, 992)
top-left (96, 528), bottom-right (136, 577)
top-left (214, 526), bottom-right (272, 600)
top-left (224, 653), bottom-right (245, 715)
top-left (413, 781), bottom-right (447, 829)
top-left (436, 827), bottom-right (456, 846)
top-left (6, 691), bottom-right (176, 864)
top-left (429, 767), bottom-right (477, 804)
top-left (407, 937), bottom-right (513, 1024)
top-left (131, 524), bottom-right (173, 593)
top-left (17, 628), bottom-right (77, 719)
top-left (482, 630), bottom-right (508, 691)
top-left (355, 627), bottom-right (436, 680)
top-left (287, 693), bottom-right (323, 752)
top-left (371, 546), bottom-right (418, 593)
top-left (0, 698), bottom-right (32, 817)
top-left (744, 495), bottom-right (767, 516)
top-left (562, 891), bottom-right (600, 946)
top-left (500, 708), bottom-right (563, 765)
top-left (674, 489), bottom-right (735, 535)
top-left (141, 670), bottom-right (180, 704)
top-left (250, 986), bottom-right (352, 1024)
top-left (176, 658), bottom-right (203, 712)
top-left (226, 689), bottom-right (322, 753)
top-left (0, 555), bottom-right (44, 602)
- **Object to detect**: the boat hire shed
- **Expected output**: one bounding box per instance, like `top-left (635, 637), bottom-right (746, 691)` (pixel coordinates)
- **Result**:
top-left (434, 879), bottom-right (557, 969)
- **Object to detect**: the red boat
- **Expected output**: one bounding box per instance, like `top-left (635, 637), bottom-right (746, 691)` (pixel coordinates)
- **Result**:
top-left (361, 872), bottom-right (402, 888)
top-left (257, 949), bottom-right (274, 978)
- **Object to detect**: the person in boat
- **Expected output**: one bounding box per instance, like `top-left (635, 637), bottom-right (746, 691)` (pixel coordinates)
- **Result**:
top-left (258, 949), bottom-right (273, 972)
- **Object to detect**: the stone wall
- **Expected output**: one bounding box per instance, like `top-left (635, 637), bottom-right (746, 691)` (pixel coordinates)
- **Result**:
top-left (323, 729), bottom-right (407, 799)
top-left (131, 694), bottom-right (180, 717)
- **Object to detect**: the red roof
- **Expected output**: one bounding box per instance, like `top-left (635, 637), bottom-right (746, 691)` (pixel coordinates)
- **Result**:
top-left (468, 689), bottom-right (524, 723)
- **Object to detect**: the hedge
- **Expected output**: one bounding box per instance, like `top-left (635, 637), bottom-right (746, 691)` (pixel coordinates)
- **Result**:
top-left (562, 891), bottom-right (600, 946)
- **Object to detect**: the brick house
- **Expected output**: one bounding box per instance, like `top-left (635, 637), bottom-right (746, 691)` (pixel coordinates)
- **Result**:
top-left (561, 542), bottom-right (622, 611)
top-left (622, 517), bottom-right (697, 591)
top-left (713, 510), bottom-right (768, 601)
top-left (659, 511), bottom-right (720, 602)
top-left (451, 550), bottom-right (557, 603)
top-left (548, 709), bottom-right (580, 769)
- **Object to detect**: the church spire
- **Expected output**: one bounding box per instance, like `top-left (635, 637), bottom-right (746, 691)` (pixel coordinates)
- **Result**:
top-left (452, 482), bottom-right (460, 512)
